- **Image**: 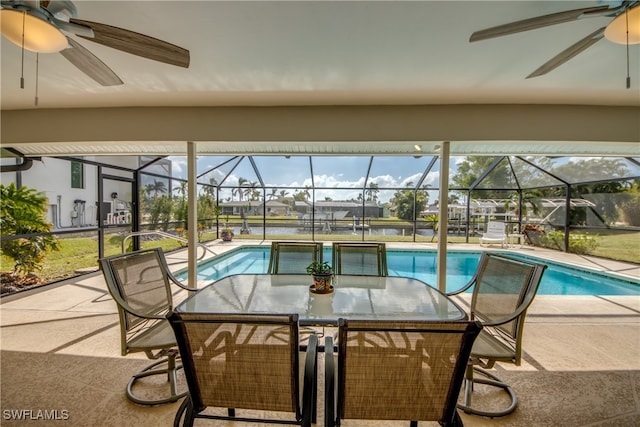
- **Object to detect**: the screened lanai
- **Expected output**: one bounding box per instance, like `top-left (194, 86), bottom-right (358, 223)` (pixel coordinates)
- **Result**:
top-left (2, 106), bottom-right (639, 292)
top-left (2, 144), bottom-right (639, 289)
top-left (142, 153), bottom-right (640, 244)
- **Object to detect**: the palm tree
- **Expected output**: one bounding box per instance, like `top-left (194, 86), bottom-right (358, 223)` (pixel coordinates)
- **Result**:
top-left (235, 177), bottom-right (248, 201)
top-left (173, 181), bottom-right (187, 198)
top-left (278, 189), bottom-right (289, 200)
top-left (268, 188), bottom-right (278, 200)
top-left (144, 184), bottom-right (155, 199)
top-left (150, 180), bottom-right (167, 198)
top-left (365, 183), bottom-right (380, 202)
top-left (202, 177), bottom-right (218, 199)
top-left (244, 180), bottom-right (259, 201)
top-left (302, 185), bottom-right (311, 201)
top-left (202, 185), bottom-right (215, 199)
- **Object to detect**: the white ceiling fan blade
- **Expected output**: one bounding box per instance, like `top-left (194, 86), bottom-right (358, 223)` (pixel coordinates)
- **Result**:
top-left (526, 27), bottom-right (605, 78)
top-left (470, 5), bottom-right (610, 42)
top-left (69, 18), bottom-right (190, 68)
top-left (60, 37), bottom-right (123, 86)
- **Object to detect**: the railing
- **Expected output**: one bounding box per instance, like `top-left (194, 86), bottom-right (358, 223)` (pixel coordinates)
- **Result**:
top-left (121, 230), bottom-right (219, 264)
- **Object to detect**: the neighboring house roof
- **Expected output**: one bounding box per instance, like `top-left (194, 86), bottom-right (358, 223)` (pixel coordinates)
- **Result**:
top-left (219, 200), bottom-right (290, 208)
top-left (314, 201), bottom-right (381, 208)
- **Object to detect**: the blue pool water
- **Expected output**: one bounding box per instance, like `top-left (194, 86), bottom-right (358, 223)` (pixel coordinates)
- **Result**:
top-left (186, 246), bottom-right (640, 296)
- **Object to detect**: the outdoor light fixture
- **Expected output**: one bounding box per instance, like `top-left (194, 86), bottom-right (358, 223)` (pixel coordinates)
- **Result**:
top-left (604, 6), bottom-right (640, 45)
top-left (0, 8), bottom-right (68, 53)
top-left (604, 6), bottom-right (639, 89)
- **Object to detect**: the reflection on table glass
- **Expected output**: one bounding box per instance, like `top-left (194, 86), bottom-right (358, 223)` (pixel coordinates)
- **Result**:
top-left (176, 274), bottom-right (466, 325)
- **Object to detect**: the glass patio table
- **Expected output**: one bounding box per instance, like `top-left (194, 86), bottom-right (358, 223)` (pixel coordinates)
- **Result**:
top-left (175, 274), bottom-right (467, 325)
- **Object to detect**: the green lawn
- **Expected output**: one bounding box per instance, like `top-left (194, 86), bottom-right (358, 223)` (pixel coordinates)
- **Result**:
top-left (575, 229), bottom-right (640, 264)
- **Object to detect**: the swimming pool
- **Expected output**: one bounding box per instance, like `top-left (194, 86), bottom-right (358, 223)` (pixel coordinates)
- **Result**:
top-left (186, 246), bottom-right (640, 296)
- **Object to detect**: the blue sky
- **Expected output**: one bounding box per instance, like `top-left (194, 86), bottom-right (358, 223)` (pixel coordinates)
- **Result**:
top-left (162, 155), bottom-right (464, 204)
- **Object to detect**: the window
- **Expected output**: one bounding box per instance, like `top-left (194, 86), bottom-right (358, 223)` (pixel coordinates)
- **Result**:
top-left (71, 161), bottom-right (84, 189)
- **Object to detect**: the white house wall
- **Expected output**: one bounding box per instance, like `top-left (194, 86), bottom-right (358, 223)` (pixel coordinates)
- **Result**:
top-left (3, 156), bottom-right (137, 229)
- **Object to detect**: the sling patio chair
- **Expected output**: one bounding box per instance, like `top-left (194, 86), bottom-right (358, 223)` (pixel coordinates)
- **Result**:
top-left (268, 241), bottom-right (324, 274)
top-left (331, 242), bottom-right (388, 276)
top-left (168, 312), bottom-right (318, 427)
top-left (99, 247), bottom-right (198, 405)
top-left (447, 252), bottom-right (547, 417)
top-left (325, 319), bottom-right (482, 427)
top-left (267, 241), bottom-right (326, 345)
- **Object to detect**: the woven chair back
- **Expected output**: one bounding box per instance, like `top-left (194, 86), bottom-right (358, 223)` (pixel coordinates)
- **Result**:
top-left (268, 242), bottom-right (323, 274)
top-left (170, 312), bottom-right (301, 415)
top-left (336, 320), bottom-right (481, 423)
top-left (106, 249), bottom-right (173, 331)
top-left (471, 254), bottom-right (538, 338)
top-left (332, 243), bottom-right (388, 276)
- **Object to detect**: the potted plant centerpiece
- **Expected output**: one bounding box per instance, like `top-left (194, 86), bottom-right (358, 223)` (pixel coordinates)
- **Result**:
top-left (306, 261), bottom-right (334, 294)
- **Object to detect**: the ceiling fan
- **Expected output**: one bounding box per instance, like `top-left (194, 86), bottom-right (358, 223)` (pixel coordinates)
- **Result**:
top-left (0, 0), bottom-right (190, 87)
top-left (470, 1), bottom-right (639, 82)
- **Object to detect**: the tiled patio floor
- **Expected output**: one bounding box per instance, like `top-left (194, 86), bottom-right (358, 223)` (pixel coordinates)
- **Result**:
top-left (1, 241), bottom-right (639, 426)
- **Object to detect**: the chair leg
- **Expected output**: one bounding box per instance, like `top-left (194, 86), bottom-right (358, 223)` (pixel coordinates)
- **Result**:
top-left (312, 348), bottom-right (318, 424)
top-left (173, 397), bottom-right (190, 427)
top-left (183, 398), bottom-right (196, 427)
top-left (457, 365), bottom-right (518, 417)
top-left (127, 350), bottom-right (188, 405)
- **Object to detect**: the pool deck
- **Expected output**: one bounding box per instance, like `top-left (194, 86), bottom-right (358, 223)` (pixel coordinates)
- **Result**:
top-left (1, 241), bottom-right (639, 426)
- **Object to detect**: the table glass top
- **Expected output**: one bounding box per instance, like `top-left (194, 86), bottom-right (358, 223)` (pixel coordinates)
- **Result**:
top-left (176, 274), bottom-right (466, 324)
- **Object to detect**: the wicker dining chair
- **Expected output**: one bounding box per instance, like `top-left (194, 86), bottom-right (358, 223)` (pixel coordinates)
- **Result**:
top-left (325, 319), bottom-right (482, 427)
top-left (99, 247), bottom-right (198, 405)
top-left (332, 242), bottom-right (388, 276)
top-left (268, 241), bottom-right (324, 274)
top-left (168, 312), bottom-right (318, 427)
top-left (447, 252), bottom-right (547, 417)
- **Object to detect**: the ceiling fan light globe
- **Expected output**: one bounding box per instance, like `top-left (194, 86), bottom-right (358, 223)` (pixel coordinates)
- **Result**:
top-left (1, 9), bottom-right (68, 53)
top-left (604, 6), bottom-right (640, 45)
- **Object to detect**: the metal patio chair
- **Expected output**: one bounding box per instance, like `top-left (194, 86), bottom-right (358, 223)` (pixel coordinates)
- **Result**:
top-left (447, 252), bottom-right (547, 417)
top-left (268, 241), bottom-right (324, 274)
top-left (168, 312), bottom-right (318, 427)
top-left (99, 247), bottom-right (197, 405)
top-left (332, 242), bottom-right (388, 276)
top-left (325, 319), bottom-right (482, 427)
top-left (268, 241), bottom-right (326, 344)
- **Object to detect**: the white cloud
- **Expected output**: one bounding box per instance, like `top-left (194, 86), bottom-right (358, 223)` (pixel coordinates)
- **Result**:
top-left (146, 155), bottom-right (460, 204)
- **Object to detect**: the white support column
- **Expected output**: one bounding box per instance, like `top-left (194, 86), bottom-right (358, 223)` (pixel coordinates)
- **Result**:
top-left (187, 141), bottom-right (198, 289)
top-left (437, 141), bottom-right (450, 293)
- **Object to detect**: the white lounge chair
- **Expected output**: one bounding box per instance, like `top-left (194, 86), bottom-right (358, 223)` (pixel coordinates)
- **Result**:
top-left (479, 221), bottom-right (507, 247)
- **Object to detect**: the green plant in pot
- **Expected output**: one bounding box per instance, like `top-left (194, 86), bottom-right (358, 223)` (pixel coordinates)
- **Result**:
top-left (220, 228), bottom-right (234, 241)
top-left (220, 214), bottom-right (234, 241)
top-left (306, 261), bottom-right (333, 293)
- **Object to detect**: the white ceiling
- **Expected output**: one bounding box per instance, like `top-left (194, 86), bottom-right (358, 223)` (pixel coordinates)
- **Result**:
top-left (2, 0), bottom-right (640, 111)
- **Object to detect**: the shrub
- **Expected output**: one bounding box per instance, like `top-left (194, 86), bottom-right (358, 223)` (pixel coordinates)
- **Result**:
top-left (541, 230), bottom-right (599, 255)
top-left (0, 183), bottom-right (59, 277)
top-left (619, 194), bottom-right (640, 226)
